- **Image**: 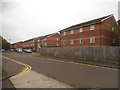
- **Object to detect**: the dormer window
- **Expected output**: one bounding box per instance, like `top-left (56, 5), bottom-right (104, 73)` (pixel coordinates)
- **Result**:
top-left (70, 30), bottom-right (74, 34)
top-left (90, 25), bottom-right (95, 30)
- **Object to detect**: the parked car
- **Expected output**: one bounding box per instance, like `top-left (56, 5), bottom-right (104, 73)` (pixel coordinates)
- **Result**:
top-left (16, 48), bottom-right (22, 53)
top-left (1, 49), bottom-right (5, 52)
top-left (10, 49), bottom-right (14, 52)
top-left (23, 49), bottom-right (33, 53)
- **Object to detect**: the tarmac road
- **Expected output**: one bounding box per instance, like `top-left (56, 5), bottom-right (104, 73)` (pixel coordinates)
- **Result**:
top-left (2, 52), bottom-right (119, 88)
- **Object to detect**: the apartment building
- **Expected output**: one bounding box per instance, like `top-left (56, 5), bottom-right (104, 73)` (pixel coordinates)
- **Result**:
top-left (118, 20), bottom-right (120, 45)
top-left (23, 38), bottom-right (37, 51)
top-left (40, 33), bottom-right (60, 47)
top-left (59, 15), bottom-right (119, 47)
top-left (11, 41), bottom-right (23, 49)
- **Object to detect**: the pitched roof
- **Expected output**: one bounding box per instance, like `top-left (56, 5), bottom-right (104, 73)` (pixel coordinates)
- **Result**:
top-left (59, 14), bottom-right (113, 32)
top-left (117, 20), bottom-right (120, 24)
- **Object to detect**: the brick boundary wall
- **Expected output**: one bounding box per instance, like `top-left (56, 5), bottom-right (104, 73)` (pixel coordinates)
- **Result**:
top-left (40, 47), bottom-right (120, 63)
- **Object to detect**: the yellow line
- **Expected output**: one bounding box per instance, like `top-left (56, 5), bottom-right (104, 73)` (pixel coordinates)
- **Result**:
top-left (1, 55), bottom-right (32, 79)
top-left (46, 58), bottom-right (119, 71)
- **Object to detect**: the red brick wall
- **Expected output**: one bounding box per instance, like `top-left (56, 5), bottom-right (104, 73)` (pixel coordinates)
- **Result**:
top-left (42, 33), bottom-right (60, 47)
top-left (60, 16), bottom-right (119, 47)
top-left (118, 24), bottom-right (120, 46)
top-left (101, 16), bottom-right (118, 46)
top-left (60, 23), bottom-right (101, 47)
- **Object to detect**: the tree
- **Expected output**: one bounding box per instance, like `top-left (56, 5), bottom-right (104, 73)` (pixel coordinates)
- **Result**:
top-left (0, 36), bottom-right (10, 50)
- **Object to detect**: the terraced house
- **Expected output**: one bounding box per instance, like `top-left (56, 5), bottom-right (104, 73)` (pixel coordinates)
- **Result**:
top-left (59, 15), bottom-right (119, 47)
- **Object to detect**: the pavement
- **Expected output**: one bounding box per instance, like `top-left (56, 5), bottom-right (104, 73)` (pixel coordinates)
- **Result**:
top-left (2, 52), bottom-right (119, 88)
top-left (10, 70), bottom-right (72, 88)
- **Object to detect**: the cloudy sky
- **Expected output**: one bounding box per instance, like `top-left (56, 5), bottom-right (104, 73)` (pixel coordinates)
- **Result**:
top-left (0, 0), bottom-right (119, 43)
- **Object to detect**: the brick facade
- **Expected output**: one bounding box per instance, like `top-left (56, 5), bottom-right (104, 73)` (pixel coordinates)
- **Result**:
top-left (23, 38), bottom-right (37, 51)
top-left (11, 15), bottom-right (119, 51)
top-left (59, 15), bottom-right (118, 47)
top-left (36, 33), bottom-right (60, 51)
top-left (11, 41), bottom-right (23, 49)
top-left (118, 20), bottom-right (120, 46)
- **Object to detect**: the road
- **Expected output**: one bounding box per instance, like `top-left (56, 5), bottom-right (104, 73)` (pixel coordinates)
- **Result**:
top-left (2, 52), bottom-right (118, 88)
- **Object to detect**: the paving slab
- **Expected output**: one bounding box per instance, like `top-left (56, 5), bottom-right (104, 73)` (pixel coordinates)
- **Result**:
top-left (10, 70), bottom-right (72, 88)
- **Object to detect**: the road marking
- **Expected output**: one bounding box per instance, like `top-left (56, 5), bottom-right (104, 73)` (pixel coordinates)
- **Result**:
top-left (46, 58), bottom-right (119, 71)
top-left (1, 55), bottom-right (32, 78)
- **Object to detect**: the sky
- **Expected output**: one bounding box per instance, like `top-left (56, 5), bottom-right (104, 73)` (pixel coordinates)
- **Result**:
top-left (0, 0), bottom-right (120, 43)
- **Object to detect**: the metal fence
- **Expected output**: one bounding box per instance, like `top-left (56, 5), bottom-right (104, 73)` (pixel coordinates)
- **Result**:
top-left (40, 47), bottom-right (120, 63)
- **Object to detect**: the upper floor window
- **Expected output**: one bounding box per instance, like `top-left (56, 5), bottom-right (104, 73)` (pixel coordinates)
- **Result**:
top-left (90, 25), bottom-right (95, 30)
top-left (63, 40), bottom-right (66, 45)
top-left (79, 38), bottom-right (83, 44)
top-left (70, 40), bottom-right (74, 44)
top-left (44, 43), bottom-right (47, 46)
top-left (112, 38), bottom-right (115, 43)
top-left (63, 32), bottom-right (66, 35)
top-left (90, 37), bottom-right (95, 43)
top-left (37, 39), bottom-right (40, 42)
top-left (44, 38), bottom-right (47, 40)
top-left (56, 43), bottom-right (58, 46)
top-left (79, 28), bottom-right (83, 32)
top-left (112, 27), bottom-right (115, 32)
top-left (56, 38), bottom-right (59, 40)
top-left (70, 30), bottom-right (74, 34)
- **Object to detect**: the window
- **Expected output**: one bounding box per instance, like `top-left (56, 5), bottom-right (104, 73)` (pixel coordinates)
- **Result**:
top-left (70, 30), bottom-right (74, 34)
top-left (90, 25), bottom-right (95, 30)
top-left (63, 32), bottom-right (66, 35)
top-left (79, 38), bottom-right (83, 44)
top-left (70, 40), bottom-right (74, 44)
top-left (79, 28), bottom-right (83, 32)
top-left (37, 39), bottom-right (40, 42)
top-left (90, 37), bottom-right (95, 43)
top-left (112, 38), bottom-right (115, 43)
top-left (56, 38), bottom-right (59, 40)
top-left (112, 27), bottom-right (115, 32)
top-left (44, 43), bottom-right (47, 46)
top-left (44, 38), bottom-right (47, 40)
top-left (63, 40), bottom-right (66, 45)
top-left (56, 43), bottom-right (58, 46)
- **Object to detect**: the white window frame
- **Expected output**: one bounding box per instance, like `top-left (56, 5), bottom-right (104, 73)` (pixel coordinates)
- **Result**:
top-left (63, 40), bottom-right (66, 45)
top-left (79, 38), bottom-right (83, 44)
top-left (63, 32), bottom-right (66, 35)
top-left (79, 28), bottom-right (83, 32)
top-left (70, 40), bottom-right (74, 44)
top-left (44, 43), bottom-right (47, 46)
top-left (90, 37), bottom-right (95, 43)
top-left (112, 38), bottom-right (115, 43)
top-left (112, 27), bottom-right (115, 32)
top-left (90, 25), bottom-right (95, 30)
top-left (56, 43), bottom-right (58, 46)
top-left (56, 38), bottom-right (59, 40)
top-left (70, 30), bottom-right (74, 34)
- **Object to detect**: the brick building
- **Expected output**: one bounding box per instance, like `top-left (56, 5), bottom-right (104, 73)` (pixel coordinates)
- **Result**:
top-left (59, 15), bottom-right (119, 47)
top-left (118, 20), bottom-right (120, 45)
top-left (36, 33), bottom-right (60, 50)
top-left (11, 41), bottom-right (23, 49)
top-left (23, 38), bottom-right (37, 51)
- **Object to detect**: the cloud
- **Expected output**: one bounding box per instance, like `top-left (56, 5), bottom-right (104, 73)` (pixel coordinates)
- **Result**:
top-left (1, 0), bottom-right (119, 43)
